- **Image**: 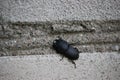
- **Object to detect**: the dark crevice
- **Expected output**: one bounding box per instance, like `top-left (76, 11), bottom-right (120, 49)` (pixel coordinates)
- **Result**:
top-left (0, 41), bottom-right (120, 52)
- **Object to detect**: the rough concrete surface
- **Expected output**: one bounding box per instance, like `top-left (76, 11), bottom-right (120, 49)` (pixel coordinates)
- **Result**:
top-left (0, 20), bottom-right (120, 56)
top-left (0, 0), bottom-right (120, 22)
top-left (0, 53), bottom-right (120, 80)
top-left (0, 0), bottom-right (120, 56)
top-left (0, 0), bottom-right (120, 80)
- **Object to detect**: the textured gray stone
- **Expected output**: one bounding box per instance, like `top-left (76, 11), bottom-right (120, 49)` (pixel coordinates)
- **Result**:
top-left (0, 1), bottom-right (120, 80)
top-left (0, 53), bottom-right (120, 80)
top-left (0, 0), bottom-right (120, 22)
top-left (0, 20), bottom-right (120, 56)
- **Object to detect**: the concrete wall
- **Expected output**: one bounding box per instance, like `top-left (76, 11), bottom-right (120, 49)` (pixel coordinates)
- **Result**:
top-left (0, 0), bottom-right (120, 22)
top-left (0, 0), bottom-right (120, 80)
top-left (0, 20), bottom-right (120, 56)
top-left (0, 53), bottom-right (120, 80)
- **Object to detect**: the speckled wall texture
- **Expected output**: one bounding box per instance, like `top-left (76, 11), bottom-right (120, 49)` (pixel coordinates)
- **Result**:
top-left (0, 0), bottom-right (120, 22)
top-left (0, 0), bottom-right (120, 80)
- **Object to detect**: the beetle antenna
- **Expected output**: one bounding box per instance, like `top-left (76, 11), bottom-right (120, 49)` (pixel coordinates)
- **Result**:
top-left (57, 36), bottom-right (62, 39)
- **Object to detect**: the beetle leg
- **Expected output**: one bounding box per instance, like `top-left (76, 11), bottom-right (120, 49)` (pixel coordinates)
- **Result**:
top-left (60, 56), bottom-right (64, 61)
top-left (1, 26), bottom-right (5, 34)
top-left (70, 60), bottom-right (76, 68)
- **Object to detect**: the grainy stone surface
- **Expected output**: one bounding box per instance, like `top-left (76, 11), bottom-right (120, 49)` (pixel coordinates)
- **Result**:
top-left (0, 53), bottom-right (120, 80)
top-left (0, 0), bottom-right (120, 80)
top-left (0, 20), bottom-right (120, 56)
top-left (0, 0), bottom-right (120, 56)
top-left (0, 0), bottom-right (120, 22)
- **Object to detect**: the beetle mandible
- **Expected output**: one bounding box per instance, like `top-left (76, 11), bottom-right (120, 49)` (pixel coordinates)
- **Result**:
top-left (53, 37), bottom-right (80, 68)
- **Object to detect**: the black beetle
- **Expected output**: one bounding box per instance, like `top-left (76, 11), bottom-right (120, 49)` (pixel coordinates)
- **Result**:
top-left (53, 38), bottom-right (80, 68)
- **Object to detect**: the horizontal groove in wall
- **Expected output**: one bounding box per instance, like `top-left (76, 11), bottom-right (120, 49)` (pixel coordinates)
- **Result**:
top-left (0, 43), bottom-right (119, 56)
top-left (0, 20), bottom-right (120, 39)
top-left (0, 32), bottom-right (120, 51)
top-left (0, 20), bottom-right (120, 56)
